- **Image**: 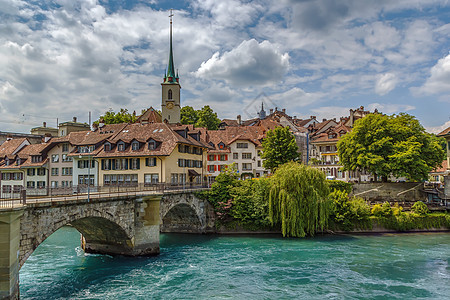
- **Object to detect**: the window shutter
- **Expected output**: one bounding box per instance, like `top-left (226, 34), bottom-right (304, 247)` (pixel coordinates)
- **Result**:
top-left (145, 158), bottom-right (149, 166)
top-left (108, 159), bottom-right (111, 170)
top-left (112, 159), bottom-right (116, 170)
top-left (214, 165), bottom-right (217, 171)
top-left (153, 158), bottom-right (156, 166)
top-left (125, 159), bottom-right (129, 170)
top-left (214, 155), bottom-right (217, 161)
top-left (101, 160), bottom-right (105, 170)
top-left (137, 158), bottom-right (140, 169)
top-left (225, 155), bottom-right (228, 160)
top-left (78, 160), bottom-right (81, 168)
top-left (207, 155), bottom-right (210, 161)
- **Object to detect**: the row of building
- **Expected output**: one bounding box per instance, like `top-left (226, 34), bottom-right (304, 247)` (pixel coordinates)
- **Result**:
top-left (0, 16), bottom-right (388, 198)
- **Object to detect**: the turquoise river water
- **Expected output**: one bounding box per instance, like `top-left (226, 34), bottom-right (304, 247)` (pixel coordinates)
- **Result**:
top-left (20, 227), bottom-right (449, 299)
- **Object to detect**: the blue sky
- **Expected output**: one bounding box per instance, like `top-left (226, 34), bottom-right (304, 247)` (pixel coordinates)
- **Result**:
top-left (0, 0), bottom-right (449, 133)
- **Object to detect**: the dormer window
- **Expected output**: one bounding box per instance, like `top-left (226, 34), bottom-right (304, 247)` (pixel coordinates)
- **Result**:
top-left (168, 89), bottom-right (173, 100)
top-left (219, 142), bottom-right (225, 150)
top-left (132, 141), bottom-right (139, 151)
top-left (104, 143), bottom-right (111, 151)
top-left (149, 140), bottom-right (156, 150)
top-left (16, 158), bottom-right (21, 166)
top-left (5, 158), bottom-right (9, 166)
top-left (118, 142), bottom-right (125, 151)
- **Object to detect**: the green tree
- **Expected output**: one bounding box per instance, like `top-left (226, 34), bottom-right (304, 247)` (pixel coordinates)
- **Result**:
top-left (95, 108), bottom-right (137, 124)
top-left (195, 105), bottom-right (221, 130)
top-left (180, 106), bottom-right (199, 125)
top-left (338, 113), bottom-right (445, 182)
top-left (261, 126), bottom-right (299, 170)
top-left (268, 162), bottom-right (331, 237)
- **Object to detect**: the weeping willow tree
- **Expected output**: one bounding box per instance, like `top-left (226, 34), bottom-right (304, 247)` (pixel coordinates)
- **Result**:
top-left (269, 162), bottom-right (331, 237)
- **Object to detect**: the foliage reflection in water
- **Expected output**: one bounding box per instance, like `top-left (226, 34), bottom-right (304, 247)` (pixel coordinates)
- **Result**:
top-left (20, 227), bottom-right (450, 299)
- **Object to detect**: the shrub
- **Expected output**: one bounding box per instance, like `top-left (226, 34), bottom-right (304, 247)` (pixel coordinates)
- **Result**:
top-left (411, 201), bottom-right (429, 216)
top-left (327, 180), bottom-right (353, 194)
top-left (329, 190), bottom-right (371, 231)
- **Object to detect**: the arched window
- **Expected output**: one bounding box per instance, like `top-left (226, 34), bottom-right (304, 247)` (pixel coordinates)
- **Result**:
top-left (168, 89), bottom-right (173, 100)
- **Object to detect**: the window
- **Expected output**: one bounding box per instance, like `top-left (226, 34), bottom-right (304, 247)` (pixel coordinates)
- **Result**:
top-left (78, 160), bottom-right (94, 169)
top-left (62, 167), bottom-right (72, 176)
top-left (118, 142), bottom-right (125, 151)
top-left (257, 150), bottom-right (261, 157)
top-left (237, 143), bottom-right (248, 148)
top-left (27, 181), bottom-right (35, 188)
top-left (145, 157), bottom-right (157, 167)
top-left (168, 89), bottom-right (173, 99)
top-left (62, 154), bottom-right (72, 162)
top-left (219, 154), bottom-right (227, 161)
top-left (13, 185), bottom-right (22, 193)
top-left (208, 154), bottom-right (215, 161)
top-left (233, 153), bottom-right (238, 159)
top-left (208, 165), bottom-right (215, 173)
top-left (37, 168), bottom-right (46, 176)
top-left (178, 158), bottom-right (185, 168)
top-left (131, 158), bottom-right (140, 170)
top-left (61, 181), bottom-right (72, 187)
top-left (37, 181), bottom-right (45, 189)
top-left (144, 174), bottom-right (159, 184)
top-left (257, 160), bottom-right (261, 167)
top-left (62, 143), bottom-right (69, 152)
top-left (2, 185), bottom-right (11, 193)
top-left (132, 141), bottom-right (139, 151)
top-left (218, 142), bottom-right (225, 150)
top-left (242, 153), bottom-right (252, 159)
top-left (171, 173), bottom-right (178, 184)
top-left (51, 154), bottom-right (59, 162)
top-left (104, 143), bottom-right (111, 151)
top-left (51, 168), bottom-right (59, 176)
top-left (27, 169), bottom-right (36, 176)
top-left (78, 175), bottom-right (94, 185)
top-left (51, 181), bottom-right (58, 188)
top-left (149, 141), bottom-right (156, 150)
top-left (33, 156), bottom-right (43, 163)
top-left (242, 163), bottom-right (252, 171)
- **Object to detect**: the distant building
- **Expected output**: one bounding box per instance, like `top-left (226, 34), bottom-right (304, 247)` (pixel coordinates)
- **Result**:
top-left (58, 117), bottom-right (90, 137)
top-left (30, 122), bottom-right (58, 137)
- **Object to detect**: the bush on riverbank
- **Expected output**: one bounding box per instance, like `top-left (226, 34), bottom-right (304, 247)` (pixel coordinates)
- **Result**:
top-left (199, 162), bottom-right (450, 235)
top-left (329, 190), bottom-right (371, 231)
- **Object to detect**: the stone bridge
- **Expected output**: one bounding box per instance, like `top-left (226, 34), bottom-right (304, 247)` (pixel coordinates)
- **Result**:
top-left (0, 191), bottom-right (214, 299)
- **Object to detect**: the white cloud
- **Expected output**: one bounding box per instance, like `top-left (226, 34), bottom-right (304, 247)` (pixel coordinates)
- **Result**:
top-left (416, 53), bottom-right (450, 94)
top-left (426, 120), bottom-right (450, 134)
top-left (310, 106), bottom-right (351, 121)
top-left (375, 73), bottom-right (397, 95)
top-left (367, 103), bottom-right (415, 114)
top-left (195, 39), bottom-right (289, 86)
top-left (364, 22), bottom-right (401, 52)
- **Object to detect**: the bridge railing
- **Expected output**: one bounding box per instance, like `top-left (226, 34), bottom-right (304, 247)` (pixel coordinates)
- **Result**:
top-left (0, 183), bottom-right (210, 205)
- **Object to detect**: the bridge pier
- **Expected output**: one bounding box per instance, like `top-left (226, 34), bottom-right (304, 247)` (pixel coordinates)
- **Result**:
top-left (0, 209), bottom-right (23, 300)
top-left (80, 195), bottom-right (161, 256)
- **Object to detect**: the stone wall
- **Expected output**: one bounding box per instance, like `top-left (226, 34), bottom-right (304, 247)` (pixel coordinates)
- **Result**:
top-left (160, 192), bottom-right (215, 233)
top-left (351, 182), bottom-right (427, 203)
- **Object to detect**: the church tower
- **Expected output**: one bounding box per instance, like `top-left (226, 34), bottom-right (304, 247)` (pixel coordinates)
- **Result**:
top-left (161, 9), bottom-right (181, 124)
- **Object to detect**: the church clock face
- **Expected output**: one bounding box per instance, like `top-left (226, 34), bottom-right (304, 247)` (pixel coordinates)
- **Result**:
top-left (166, 102), bottom-right (174, 109)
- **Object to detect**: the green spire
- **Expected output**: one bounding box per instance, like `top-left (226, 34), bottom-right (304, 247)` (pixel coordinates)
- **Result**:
top-left (165, 9), bottom-right (176, 82)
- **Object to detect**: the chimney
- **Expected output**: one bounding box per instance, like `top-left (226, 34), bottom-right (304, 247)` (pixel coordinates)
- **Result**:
top-left (73, 117), bottom-right (77, 122)
top-left (6, 134), bottom-right (12, 141)
top-left (237, 115), bottom-right (242, 125)
top-left (44, 133), bottom-right (51, 143)
top-left (275, 107), bottom-right (278, 111)
top-left (333, 118), bottom-right (336, 121)
top-left (92, 122), bottom-right (99, 131)
top-left (323, 118), bottom-right (327, 122)
top-left (43, 122), bottom-right (46, 128)
top-left (294, 116), bottom-right (297, 120)
top-left (282, 108), bottom-right (286, 114)
top-left (270, 109), bottom-right (273, 114)
top-left (99, 117), bottom-right (105, 128)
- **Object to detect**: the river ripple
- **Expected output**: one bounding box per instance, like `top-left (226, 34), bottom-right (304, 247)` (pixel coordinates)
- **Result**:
top-left (20, 227), bottom-right (450, 299)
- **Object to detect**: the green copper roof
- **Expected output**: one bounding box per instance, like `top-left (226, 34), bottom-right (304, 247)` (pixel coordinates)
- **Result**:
top-left (164, 12), bottom-right (178, 84)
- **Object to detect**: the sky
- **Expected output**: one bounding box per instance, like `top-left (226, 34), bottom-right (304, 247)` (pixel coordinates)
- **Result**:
top-left (0, 0), bottom-right (449, 133)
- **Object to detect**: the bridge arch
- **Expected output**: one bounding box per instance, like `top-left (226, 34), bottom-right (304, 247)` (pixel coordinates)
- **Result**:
top-left (161, 203), bottom-right (204, 233)
top-left (19, 201), bottom-right (136, 268)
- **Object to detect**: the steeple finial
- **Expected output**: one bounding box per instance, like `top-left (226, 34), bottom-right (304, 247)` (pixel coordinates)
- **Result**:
top-left (166, 9), bottom-right (176, 82)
